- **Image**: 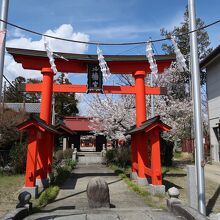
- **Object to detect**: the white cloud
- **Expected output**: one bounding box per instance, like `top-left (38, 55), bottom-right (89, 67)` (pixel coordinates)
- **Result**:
top-left (86, 25), bottom-right (158, 40)
top-left (4, 24), bottom-right (90, 81)
top-left (163, 11), bottom-right (185, 31)
top-left (85, 11), bottom-right (185, 41)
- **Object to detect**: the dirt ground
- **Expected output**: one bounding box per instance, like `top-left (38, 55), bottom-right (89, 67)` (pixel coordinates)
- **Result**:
top-left (163, 166), bottom-right (220, 215)
top-left (0, 174), bottom-right (24, 218)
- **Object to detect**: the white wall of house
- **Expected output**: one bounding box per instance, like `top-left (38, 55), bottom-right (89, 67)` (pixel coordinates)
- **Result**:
top-left (206, 57), bottom-right (220, 162)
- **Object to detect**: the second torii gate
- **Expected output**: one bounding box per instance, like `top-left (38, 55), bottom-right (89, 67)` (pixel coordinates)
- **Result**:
top-left (7, 47), bottom-right (174, 195)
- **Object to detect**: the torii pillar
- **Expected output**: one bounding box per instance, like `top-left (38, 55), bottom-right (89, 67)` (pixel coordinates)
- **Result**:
top-left (132, 70), bottom-right (148, 185)
top-left (36, 67), bottom-right (54, 187)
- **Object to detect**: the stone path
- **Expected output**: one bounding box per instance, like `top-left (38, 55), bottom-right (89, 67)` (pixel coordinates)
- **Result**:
top-left (26, 164), bottom-right (178, 220)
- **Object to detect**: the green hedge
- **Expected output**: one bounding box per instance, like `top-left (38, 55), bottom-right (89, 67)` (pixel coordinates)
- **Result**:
top-left (106, 147), bottom-right (131, 168)
top-left (106, 138), bottom-right (173, 168)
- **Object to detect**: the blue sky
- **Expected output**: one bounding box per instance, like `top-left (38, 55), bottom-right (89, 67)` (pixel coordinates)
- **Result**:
top-left (3, 0), bottom-right (220, 114)
top-left (6, 0), bottom-right (220, 55)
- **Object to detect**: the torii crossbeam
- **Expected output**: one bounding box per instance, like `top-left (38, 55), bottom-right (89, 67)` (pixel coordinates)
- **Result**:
top-left (25, 84), bottom-right (167, 95)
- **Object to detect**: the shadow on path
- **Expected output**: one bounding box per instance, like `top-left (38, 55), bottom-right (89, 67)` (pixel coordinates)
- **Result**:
top-left (162, 179), bottom-right (183, 191)
top-left (38, 206), bottom-right (76, 213)
top-left (60, 173), bottom-right (77, 190)
top-left (206, 185), bottom-right (220, 215)
top-left (74, 172), bottom-right (118, 178)
top-left (53, 178), bottom-right (122, 204)
top-left (34, 213), bottom-right (82, 220)
top-left (60, 171), bottom-right (117, 190)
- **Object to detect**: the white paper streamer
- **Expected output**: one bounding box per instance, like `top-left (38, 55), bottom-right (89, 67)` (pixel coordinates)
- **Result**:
top-left (97, 46), bottom-right (111, 82)
top-left (54, 53), bottom-right (69, 61)
top-left (146, 41), bottom-right (158, 78)
top-left (44, 36), bottom-right (58, 74)
top-left (171, 36), bottom-right (188, 72)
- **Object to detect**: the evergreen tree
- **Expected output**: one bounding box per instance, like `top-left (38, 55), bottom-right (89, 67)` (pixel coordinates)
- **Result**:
top-left (4, 76), bottom-right (42, 103)
top-left (54, 73), bottom-right (79, 116)
top-left (25, 78), bottom-right (41, 103)
top-left (4, 76), bottom-right (26, 103)
top-left (160, 7), bottom-right (212, 85)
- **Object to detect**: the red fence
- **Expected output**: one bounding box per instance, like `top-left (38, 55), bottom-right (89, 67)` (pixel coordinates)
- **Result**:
top-left (181, 136), bottom-right (210, 156)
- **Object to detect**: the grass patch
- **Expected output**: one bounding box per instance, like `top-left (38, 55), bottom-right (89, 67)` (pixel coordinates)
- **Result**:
top-left (173, 151), bottom-right (182, 159)
top-left (0, 174), bottom-right (24, 186)
top-left (173, 152), bottom-right (193, 161)
top-left (111, 165), bottom-right (166, 209)
top-left (32, 159), bottom-right (77, 211)
top-left (162, 166), bottom-right (186, 175)
top-left (0, 174), bottom-right (24, 218)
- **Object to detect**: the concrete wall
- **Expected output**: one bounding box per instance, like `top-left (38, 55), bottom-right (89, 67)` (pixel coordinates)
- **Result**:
top-left (206, 57), bottom-right (220, 162)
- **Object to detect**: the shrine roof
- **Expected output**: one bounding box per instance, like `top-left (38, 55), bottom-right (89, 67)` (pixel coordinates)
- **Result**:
top-left (17, 115), bottom-right (59, 134)
top-left (6, 47), bottom-right (175, 74)
top-left (63, 116), bottom-right (94, 132)
top-left (7, 47), bottom-right (175, 62)
top-left (126, 115), bottom-right (171, 135)
top-left (55, 122), bottom-right (77, 135)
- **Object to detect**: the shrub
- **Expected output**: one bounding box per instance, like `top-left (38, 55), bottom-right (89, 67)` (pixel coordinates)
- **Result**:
top-left (9, 142), bottom-right (27, 174)
top-left (115, 147), bottom-right (131, 168)
top-left (63, 159), bottom-right (77, 170)
top-left (63, 148), bottom-right (73, 159)
top-left (0, 108), bottom-right (28, 150)
top-left (37, 186), bottom-right (59, 207)
top-left (105, 149), bottom-right (116, 164)
top-left (105, 147), bottom-right (131, 168)
top-left (53, 166), bottom-right (71, 186)
top-left (54, 150), bottom-right (63, 161)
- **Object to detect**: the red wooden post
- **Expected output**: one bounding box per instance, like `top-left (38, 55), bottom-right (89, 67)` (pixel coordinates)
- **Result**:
top-left (133, 70), bottom-right (148, 181)
top-left (136, 133), bottom-right (148, 179)
top-left (36, 68), bottom-right (54, 185)
top-left (39, 68), bottom-right (54, 124)
top-left (150, 129), bottom-right (162, 185)
top-left (25, 128), bottom-right (38, 187)
top-left (47, 133), bottom-right (54, 173)
top-left (133, 71), bottom-right (147, 127)
top-left (131, 134), bottom-right (138, 173)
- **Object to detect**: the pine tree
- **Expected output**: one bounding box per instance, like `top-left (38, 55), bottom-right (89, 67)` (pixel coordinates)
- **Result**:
top-left (54, 73), bottom-right (79, 116)
top-left (4, 76), bottom-right (26, 103)
top-left (4, 76), bottom-right (42, 103)
top-left (25, 78), bottom-right (42, 103)
top-left (160, 7), bottom-right (212, 85)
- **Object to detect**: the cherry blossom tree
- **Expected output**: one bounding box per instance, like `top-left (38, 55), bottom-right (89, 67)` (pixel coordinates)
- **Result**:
top-left (85, 93), bottom-right (136, 140)
top-left (86, 63), bottom-right (208, 145)
top-left (150, 63), bottom-right (193, 143)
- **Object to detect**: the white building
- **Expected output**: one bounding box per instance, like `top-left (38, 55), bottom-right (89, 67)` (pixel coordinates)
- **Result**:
top-left (201, 45), bottom-right (220, 162)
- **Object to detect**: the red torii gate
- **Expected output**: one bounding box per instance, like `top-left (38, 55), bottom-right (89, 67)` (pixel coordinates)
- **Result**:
top-left (7, 47), bottom-right (174, 196)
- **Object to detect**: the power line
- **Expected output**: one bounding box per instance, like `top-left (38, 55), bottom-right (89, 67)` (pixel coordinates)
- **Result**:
top-left (1, 18), bottom-right (220, 46)
top-left (116, 44), bottom-right (144, 55)
top-left (3, 74), bottom-right (26, 99)
top-left (3, 74), bottom-right (15, 89)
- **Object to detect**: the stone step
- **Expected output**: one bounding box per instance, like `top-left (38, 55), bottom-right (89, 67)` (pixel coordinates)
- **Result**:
top-left (77, 152), bottom-right (102, 157)
top-left (77, 152), bottom-right (103, 164)
top-left (25, 208), bottom-right (178, 220)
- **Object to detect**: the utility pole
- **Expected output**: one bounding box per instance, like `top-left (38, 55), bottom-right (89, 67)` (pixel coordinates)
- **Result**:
top-left (2, 80), bottom-right (6, 110)
top-left (0, 0), bottom-right (9, 103)
top-left (188, 0), bottom-right (206, 215)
